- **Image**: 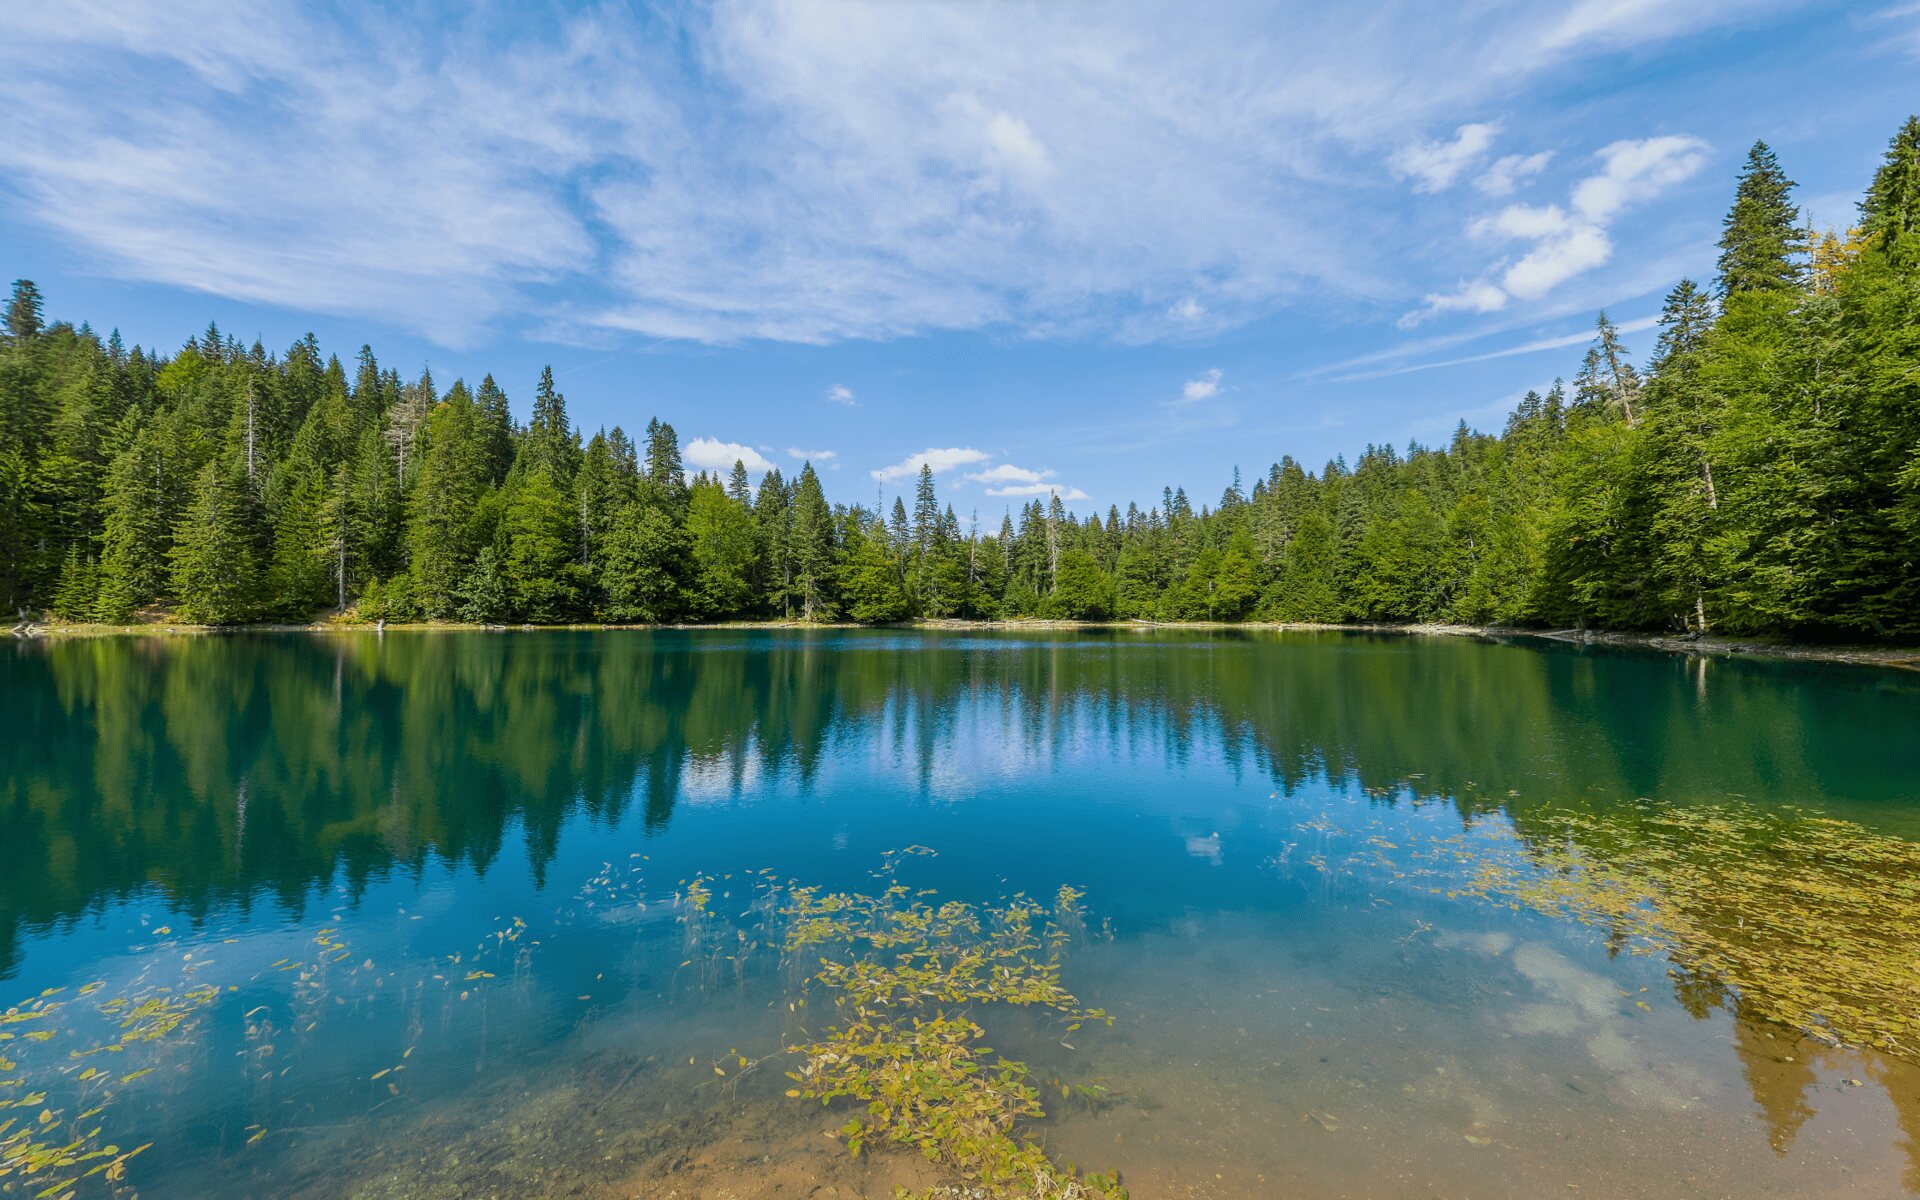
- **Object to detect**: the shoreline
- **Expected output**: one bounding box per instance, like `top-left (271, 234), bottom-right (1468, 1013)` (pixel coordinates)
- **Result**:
top-left (11, 614), bottom-right (1920, 670)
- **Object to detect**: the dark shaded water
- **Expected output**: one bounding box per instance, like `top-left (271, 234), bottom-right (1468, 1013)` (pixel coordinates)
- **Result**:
top-left (2, 629), bottom-right (1917, 1198)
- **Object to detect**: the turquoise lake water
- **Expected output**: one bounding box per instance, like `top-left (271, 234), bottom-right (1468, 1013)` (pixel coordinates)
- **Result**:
top-left (2, 628), bottom-right (1917, 1198)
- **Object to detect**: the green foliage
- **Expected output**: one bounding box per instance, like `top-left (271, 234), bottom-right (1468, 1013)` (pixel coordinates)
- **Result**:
top-left (5, 116), bottom-right (1920, 638)
top-left (841, 520), bottom-right (912, 623)
top-left (1718, 141), bottom-right (1805, 296)
top-left (499, 470), bottom-right (582, 622)
top-left (683, 475), bottom-right (759, 619)
top-left (1418, 803), bottom-right (1920, 1062)
top-left (787, 464), bottom-right (838, 621)
top-left (601, 501), bottom-right (684, 623)
top-left (1047, 549), bottom-right (1111, 620)
top-left (169, 457), bottom-right (265, 624)
top-left (776, 876), bottom-right (1126, 1200)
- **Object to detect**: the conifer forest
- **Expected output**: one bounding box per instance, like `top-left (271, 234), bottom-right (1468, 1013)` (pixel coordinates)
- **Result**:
top-left (3, 121), bottom-right (1917, 638)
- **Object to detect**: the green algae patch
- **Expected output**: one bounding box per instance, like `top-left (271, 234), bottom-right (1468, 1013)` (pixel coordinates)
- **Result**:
top-left (675, 853), bottom-right (1128, 1200)
top-left (1408, 802), bottom-right (1920, 1060)
top-left (780, 882), bottom-right (1123, 1199)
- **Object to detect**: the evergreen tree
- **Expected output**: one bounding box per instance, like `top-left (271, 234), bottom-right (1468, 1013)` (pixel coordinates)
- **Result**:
top-left (601, 500), bottom-right (684, 622)
top-left (1861, 116), bottom-right (1920, 264)
top-left (94, 422), bottom-right (174, 618)
top-left (499, 470), bottom-right (581, 622)
top-left (521, 366), bottom-right (578, 484)
top-left (643, 418), bottom-right (688, 513)
top-left (684, 475), bottom-right (758, 618)
top-left (170, 456), bottom-right (265, 624)
top-left (1718, 141), bottom-right (1804, 296)
top-left (787, 464), bottom-right (837, 620)
top-left (841, 518), bottom-right (912, 622)
top-left (405, 380), bottom-right (487, 617)
top-left (1048, 549), bottom-right (1111, 619)
top-left (8, 120), bottom-right (1920, 639)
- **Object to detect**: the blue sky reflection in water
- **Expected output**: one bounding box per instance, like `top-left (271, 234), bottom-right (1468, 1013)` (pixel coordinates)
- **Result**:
top-left (3, 629), bottom-right (1919, 1197)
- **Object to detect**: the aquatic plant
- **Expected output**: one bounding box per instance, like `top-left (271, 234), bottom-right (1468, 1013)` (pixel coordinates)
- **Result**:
top-left (775, 877), bottom-right (1126, 1200)
top-left (0, 976), bottom-right (219, 1198)
top-left (1300, 798), bottom-right (1920, 1062)
top-left (1450, 803), bottom-right (1920, 1060)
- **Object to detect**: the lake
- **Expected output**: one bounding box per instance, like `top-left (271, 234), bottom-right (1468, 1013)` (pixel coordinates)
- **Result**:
top-left (3, 628), bottom-right (1918, 1198)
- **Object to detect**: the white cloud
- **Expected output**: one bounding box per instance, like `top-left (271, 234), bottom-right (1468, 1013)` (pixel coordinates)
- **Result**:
top-left (1500, 223), bottom-right (1613, 299)
top-left (1401, 134), bottom-right (1707, 325)
top-left (0, 2), bottom-right (1776, 346)
top-left (1180, 368), bottom-right (1224, 403)
top-left (1871, 3), bottom-right (1920, 60)
top-left (1398, 279), bottom-right (1509, 327)
top-left (871, 447), bottom-right (991, 483)
top-left (986, 483), bottom-right (1090, 501)
top-left (1535, 0), bottom-right (1787, 53)
top-left (1570, 135), bottom-right (1709, 224)
top-left (965, 463), bottom-right (1055, 486)
top-left (787, 447), bottom-right (836, 461)
top-left (1474, 151), bottom-right (1553, 197)
top-left (826, 384), bottom-right (857, 406)
top-left (1391, 122), bottom-right (1500, 192)
top-left (685, 438), bottom-right (776, 474)
top-left (1341, 313), bottom-right (1661, 381)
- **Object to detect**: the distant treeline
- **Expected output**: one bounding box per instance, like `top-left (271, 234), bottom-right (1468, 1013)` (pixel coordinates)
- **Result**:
top-left (1, 119), bottom-right (1916, 636)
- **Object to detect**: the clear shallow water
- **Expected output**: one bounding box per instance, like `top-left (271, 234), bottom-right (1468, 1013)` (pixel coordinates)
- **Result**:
top-left (2, 628), bottom-right (1918, 1198)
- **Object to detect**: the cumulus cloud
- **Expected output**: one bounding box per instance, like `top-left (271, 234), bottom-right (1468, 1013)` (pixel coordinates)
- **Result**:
top-left (1390, 122), bottom-right (1500, 192)
top-left (876, 455), bottom-right (1090, 502)
top-left (986, 483), bottom-right (1090, 501)
top-left (1474, 151), bottom-right (1554, 197)
top-left (826, 384), bottom-right (857, 406)
top-left (1570, 135), bottom-right (1709, 223)
top-left (1180, 368), bottom-right (1224, 403)
top-left (787, 447), bottom-right (836, 462)
top-left (965, 463), bottom-right (1055, 486)
top-left (871, 447), bottom-right (991, 483)
top-left (1401, 134), bottom-right (1707, 325)
top-left (685, 438), bottom-right (776, 474)
top-left (1401, 279), bottom-right (1510, 326)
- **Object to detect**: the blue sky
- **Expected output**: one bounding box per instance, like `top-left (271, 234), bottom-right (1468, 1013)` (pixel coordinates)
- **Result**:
top-left (2, 1), bottom-right (1916, 513)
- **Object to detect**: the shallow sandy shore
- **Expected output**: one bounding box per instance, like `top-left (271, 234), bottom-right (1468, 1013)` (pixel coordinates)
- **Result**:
top-left (13, 614), bottom-right (1919, 670)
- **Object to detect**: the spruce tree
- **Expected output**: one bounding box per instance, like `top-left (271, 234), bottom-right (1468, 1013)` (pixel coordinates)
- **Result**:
top-left (1717, 141), bottom-right (1804, 295)
top-left (500, 470), bottom-right (581, 621)
top-left (684, 475), bottom-right (758, 619)
top-left (170, 457), bottom-right (265, 624)
top-left (841, 518), bottom-right (911, 622)
top-left (406, 381), bottom-right (485, 617)
top-left (5, 279), bottom-right (44, 344)
top-left (787, 464), bottom-right (837, 620)
top-left (601, 500), bottom-right (684, 622)
top-left (1861, 116), bottom-right (1920, 264)
top-left (643, 419), bottom-right (688, 513)
top-left (95, 423), bottom-right (174, 618)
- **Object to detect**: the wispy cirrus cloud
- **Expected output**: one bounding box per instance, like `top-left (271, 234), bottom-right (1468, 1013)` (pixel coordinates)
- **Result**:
top-left (0, 1), bottom-right (1795, 347)
top-left (1335, 313), bottom-right (1660, 382)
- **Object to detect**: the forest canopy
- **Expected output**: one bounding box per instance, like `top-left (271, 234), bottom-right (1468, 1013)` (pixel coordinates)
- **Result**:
top-left (2, 118), bottom-right (1917, 637)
